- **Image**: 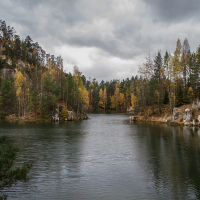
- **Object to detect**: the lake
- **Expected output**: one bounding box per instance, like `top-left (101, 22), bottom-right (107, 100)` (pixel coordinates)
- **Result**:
top-left (1, 113), bottom-right (200, 199)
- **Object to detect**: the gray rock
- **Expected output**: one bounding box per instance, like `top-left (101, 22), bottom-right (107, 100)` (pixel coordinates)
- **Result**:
top-left (196, 115), bottom-right (200, 125)
top-left (191, 102), bottom-right (196, 109)
top-left (183, 108), bottom-right (192, 125)
top-left (52, 107), bottom-right (60, 121)
top-left (173, 108), bottom-right (180, 120)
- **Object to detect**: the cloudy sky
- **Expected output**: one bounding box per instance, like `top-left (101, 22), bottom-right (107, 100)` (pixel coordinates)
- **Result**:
top-left (1, 0), bottom-right (200, 82)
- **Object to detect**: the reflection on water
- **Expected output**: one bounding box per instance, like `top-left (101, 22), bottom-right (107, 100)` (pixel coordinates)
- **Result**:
top-left (0, 115), bottom-right (200, 199)
top-left (132, 123), bottom-right (200, 199)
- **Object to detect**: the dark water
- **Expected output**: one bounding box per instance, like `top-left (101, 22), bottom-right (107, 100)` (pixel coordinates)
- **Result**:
top-left (1, 113), bottom-right (200, 199)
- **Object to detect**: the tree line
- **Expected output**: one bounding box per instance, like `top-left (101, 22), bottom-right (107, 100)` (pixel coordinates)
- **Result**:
top-left (0, 20), bottom-right (89, 120)
top-left (0, 20), bottom-right (200, 119)
top-left (87, 38), bottom-right (200, 117)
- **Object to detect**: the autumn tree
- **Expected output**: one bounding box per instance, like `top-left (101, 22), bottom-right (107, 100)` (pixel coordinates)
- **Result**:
top-left (131, 93), bottom-right (138, 113)
top-left (169, 39), bottom-right (182, 107)
top-left (103, 85), bottom-right (107, 109)
top-left (15, 71), bottom-right (28, 119)
top-left (98, 88), bottom-right (103, 109)
top-left (119, 93), bottom-right (125, 109)
top-left (110, 84), bottom-right (120, 110)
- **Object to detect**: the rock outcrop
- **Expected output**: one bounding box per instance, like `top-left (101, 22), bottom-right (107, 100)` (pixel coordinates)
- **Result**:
top-left (65, 111), bottom-right (88, 121)
top-left (52, 107), bottom-right (60, 121)
top-left (196, 115), bottom-right (200, 125)
top-left (183, 108), bottom-right (192, 125)
top-left (167, 108), bottom-right (180, 122)
top-left (173, 108), bottom-right (180, 120)
top-left (52, 106), bottom-right (88, 121)
top-left (65, 111), bottom-right (76, 121)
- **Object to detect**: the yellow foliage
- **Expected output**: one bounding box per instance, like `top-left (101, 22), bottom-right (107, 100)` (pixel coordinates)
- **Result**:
top-left (103, 86), bottom-right (107, 108)
top-left (61, 106), bottom-right (68, 119)
top-left (15, 71), bottom-right (26, 90)
top-left (187, 86), bottom-right (194, 102)
top-left (119, 93), bottom-right (125, 107)
top-left (16, 87), bottom-right (22, 97)
top-left (33, 47), bottom-right (37, 57)
top-left (49, 68), bottom-right (57, 82)
top-left (99, 88), bottom-right (103, 108)
top-left (114, 84), bottom-right (120, 108)
top-left (131, 93), bottom-right (138, 108)
top-left (79, 86), bottom-right (89, 108)
top-left (90, 82), bottom-right (94, 88)
top-left (110, 95), bottom-right (116, 109)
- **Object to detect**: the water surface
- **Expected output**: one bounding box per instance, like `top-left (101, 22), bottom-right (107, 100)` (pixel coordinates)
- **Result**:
top-left (1, 113), bottom-right (200, 199)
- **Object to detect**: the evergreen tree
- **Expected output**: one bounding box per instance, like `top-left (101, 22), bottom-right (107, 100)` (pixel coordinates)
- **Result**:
top-left (154, 51), bottom-right (163, 115)
top-left (0, 77), bottom-right (16, 118)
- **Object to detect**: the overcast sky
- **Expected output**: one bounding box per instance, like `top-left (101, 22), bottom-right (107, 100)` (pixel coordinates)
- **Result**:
top-left (1, 0), bottom-right (200, 82)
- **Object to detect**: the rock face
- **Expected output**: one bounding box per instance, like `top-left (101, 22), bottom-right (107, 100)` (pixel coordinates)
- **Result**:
top-left (65, 111), bottom-right (76, 121)
top-left (167, 108), bottom-right (180, 122)
top-left (52, 108), bottom-right (60, 121)
top-left (183, 108), bottom-right (192, 125)
top-left (196, 115), bottom-right (200, 125)
top-left (173, 108), bottom-right (180, 120)
top-left (52, 109), bottom-right (88, 121)
top-left (65, 111), bottom-right (88, 121)
top-left (130, 116), bottom-right (138, 121)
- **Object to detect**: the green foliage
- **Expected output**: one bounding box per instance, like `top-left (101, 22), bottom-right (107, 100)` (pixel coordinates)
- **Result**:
top-left (0, 136), bottom-right (32, 199)
top-left (163, 90), bottom-right (169, 105)
top-left (0, 77), bottom-right (16, 118)
top-left (0, 58), bottom-right (8, 70)
top-left (3, 19), bottom-right (200, 117)
top-left (176, 85), bottom-right (184, 107)
top-left (40, 71), bottom-right (60, 118)
top-left (30, 88), bottom-right (39, 119)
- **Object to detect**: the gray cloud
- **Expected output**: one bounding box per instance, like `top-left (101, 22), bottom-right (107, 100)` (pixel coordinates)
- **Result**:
top-left (142, 0), bottom-right (200, 23)
top-left (1, 0), bottom-right (200, 80)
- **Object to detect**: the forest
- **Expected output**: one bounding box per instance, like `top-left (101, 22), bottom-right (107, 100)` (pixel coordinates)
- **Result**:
top-left (0, 20), bottom-right (200, 120)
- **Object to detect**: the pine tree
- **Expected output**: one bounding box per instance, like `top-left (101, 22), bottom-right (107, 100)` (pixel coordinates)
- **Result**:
top-left (0, 77), bottom-right (16, 118)
top-left (154, 51), bottom-right (163, 115)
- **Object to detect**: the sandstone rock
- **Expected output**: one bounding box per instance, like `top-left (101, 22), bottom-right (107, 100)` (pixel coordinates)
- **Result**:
top-left (52, 107), bottom-right (59, 121)
top-left (65, 111), bottom-right (76, 121)
top-left (196, 115), bottom-right (200, 125)
top-left (183, 108), bottom-right (192, 125)
top-left (167, 116), bottom-right (174, 122)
